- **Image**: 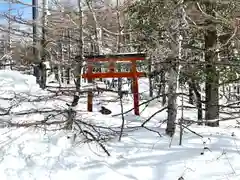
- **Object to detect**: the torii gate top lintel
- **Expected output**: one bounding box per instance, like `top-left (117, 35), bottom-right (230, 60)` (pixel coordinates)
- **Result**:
top-left (84, 53), bottom-right (146, 62)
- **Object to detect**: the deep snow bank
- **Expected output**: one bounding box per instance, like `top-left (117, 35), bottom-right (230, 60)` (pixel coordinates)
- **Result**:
top-left (0, 70), bottom-right (40, 93)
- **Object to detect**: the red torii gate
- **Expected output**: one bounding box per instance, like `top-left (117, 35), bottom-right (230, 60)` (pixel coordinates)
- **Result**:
top-left (82, 53), bottom-right (146, 116)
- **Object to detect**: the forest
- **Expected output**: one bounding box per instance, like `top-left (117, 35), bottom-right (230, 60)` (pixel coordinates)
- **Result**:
top-left (0, 0), bottom-right (240, 179)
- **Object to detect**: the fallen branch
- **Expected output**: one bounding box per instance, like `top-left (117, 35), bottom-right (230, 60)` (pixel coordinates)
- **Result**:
top-left (82, 130), bottom-right (110, 156)
top-left (141, 107), bottom-right (167, 127)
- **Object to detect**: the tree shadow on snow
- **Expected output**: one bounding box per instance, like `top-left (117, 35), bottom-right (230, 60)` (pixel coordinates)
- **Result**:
top-left (80, 127), bottom-right (240, 180)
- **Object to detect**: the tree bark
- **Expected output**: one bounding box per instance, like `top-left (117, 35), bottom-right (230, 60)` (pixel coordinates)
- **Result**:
top-left (204, 1), bottom-right (219, 127)
top-left (32, 0), bottom-right (39, 66)
top-left (148, 57), bottom-right (153, 97)
top-left (160, 70), bottom-right (166, 105)
top-left (116, 0), bottom-right (122, 92)
top-left (188, 80), bottom-right (203, 124)
top-left (66, 67), bottom-right (70, 84)
top-left (39, 62), bottom-right (46, 89)
top-left (67, 30), bottom-right (71, 85)
top-left (166, 66), bottom-right (177, 137)
top-left (188, 83), bottom-right (194, 105)
top-left (75, 0), bottom-right (83, 92)
top-left (61, 67), bottom-right (64, 83)
top-left (166, 1), bottom-right (185, 136)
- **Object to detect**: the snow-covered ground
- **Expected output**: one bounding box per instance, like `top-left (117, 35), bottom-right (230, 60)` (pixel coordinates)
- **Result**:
top-left (0, 70), bottom-right (240, 180)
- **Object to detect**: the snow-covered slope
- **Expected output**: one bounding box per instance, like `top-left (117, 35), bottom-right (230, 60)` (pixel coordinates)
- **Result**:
top-left (0, 70), bottom-right (239, 180)
top-left (0, 70), bottom-right (40, 93)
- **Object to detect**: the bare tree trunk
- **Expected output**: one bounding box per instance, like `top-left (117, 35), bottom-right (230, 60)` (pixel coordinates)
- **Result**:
top-left (75, 0), bottom-right (83, 92)
top-left (67, 30), bottom-right (71, 84)
top-left (204, 1), bottom-right (219, 127)
top-left (66, 68), bottom-right (70, 84)
top-left (33, 64), bottom-right (40, 84)
top-left (188, 83), bottom-right (194, 105)
top-left (39, 62), bottom-right (46, 89)
top-left (59, 33), bottom-right (64, 84)
top-left (116, 0), bottom-right (122, 92)
top-left (160, 70), bottom-right (166, 105)
top-left (61, 66), bottom-right (64, 83)
top-left (32, 0), bottom-right (39, 66)
top-left (166, 1), bottom-right (186, 136)
top-left (85, 0), bottom-right (101, 78)
top-left (7, 0), bottom-right (12, 70)
top-left (39, 0), bottom-right (47, 89)
top-left (148, 57), bottom-right (153, 97)
top-left (166, 65), bottom-right (177, 137)
top-left (188, 80), bottom-right (203, 124)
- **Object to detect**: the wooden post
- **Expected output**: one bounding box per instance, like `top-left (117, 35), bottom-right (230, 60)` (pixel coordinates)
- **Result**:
top-left (87, 62), bottom-right (93, 112)
top-left (109, 59), bottom-right (115, 88)
top-left (109, 59), bottom-right (115, 72)
top-left (132, 60), bottom-right (140, 115)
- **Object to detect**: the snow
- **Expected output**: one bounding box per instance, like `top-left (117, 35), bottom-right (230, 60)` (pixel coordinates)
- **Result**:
top-left (0, 70), bottom-right (39, 92)
top-left (0, 70), bottom-right (239, 179)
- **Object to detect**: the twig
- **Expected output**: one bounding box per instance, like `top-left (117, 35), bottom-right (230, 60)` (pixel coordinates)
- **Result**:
top-left (176, 123), bottom-right (203, 138)
top-left (82, 130), bottom-right (110, 156)
top-left (141, 107), bottom-right (167, 127)
top-left (118, 94), bottom-right (125, 141)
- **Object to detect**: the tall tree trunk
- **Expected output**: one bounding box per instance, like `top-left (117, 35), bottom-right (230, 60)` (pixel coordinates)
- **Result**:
top-left (75, 0), bottom-right (83, 92)
top-left (204, 1), bottom-right (219, 127)
top-left (59, 32), bottom-right (64, 84)
top-left (39, 0), bottom-right (47, 89)
top-left (7, 0), bottom-right (12, 70)
top-left (166, 65), bottom-right (177, 137)
top-left (32, 0), bottom-right (39, 67)
top-left (166, 1), bottom-right (186, 136)
top-left (116, 0), bottom-right (122, 92)
top-left (67, 30), bottom-right (71, 84)
top-left (86, 1), bottom-right (101, 78)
